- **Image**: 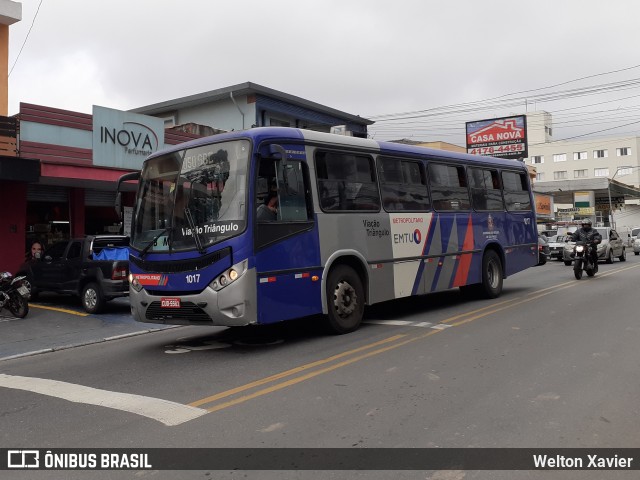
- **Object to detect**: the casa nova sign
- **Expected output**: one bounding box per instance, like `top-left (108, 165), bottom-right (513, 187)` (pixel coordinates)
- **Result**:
top-left (92, 106), bottom-right (165, 170)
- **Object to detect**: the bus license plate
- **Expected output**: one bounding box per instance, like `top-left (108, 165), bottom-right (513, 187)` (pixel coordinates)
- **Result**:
top-left (161, 298), bottom-right (181, 308)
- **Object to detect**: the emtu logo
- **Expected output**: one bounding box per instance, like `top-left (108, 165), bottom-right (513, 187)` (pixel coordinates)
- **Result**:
top-left (393, 229), bottom-right (423, 244)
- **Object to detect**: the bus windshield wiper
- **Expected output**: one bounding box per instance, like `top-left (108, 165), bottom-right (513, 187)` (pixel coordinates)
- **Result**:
top-left (184, 207), bottom-right (205, 254)
top-left (139, 227), bottom-right (170, 258)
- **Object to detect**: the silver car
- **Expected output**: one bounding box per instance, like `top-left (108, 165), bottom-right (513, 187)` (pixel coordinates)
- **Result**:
top-left (563, 227), bottom-right (626, 265)
top-left (548, 235), bottom-right (570, 261)
top-left (633, 237), bottom-right (640, 255)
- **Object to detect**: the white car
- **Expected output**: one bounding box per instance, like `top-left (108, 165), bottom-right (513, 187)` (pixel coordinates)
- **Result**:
top-left (547, 235), bottom-right (572, 261)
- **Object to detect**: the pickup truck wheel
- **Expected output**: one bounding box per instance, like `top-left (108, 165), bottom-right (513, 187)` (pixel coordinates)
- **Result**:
top-left (82, 282), bottom-right (105, 314)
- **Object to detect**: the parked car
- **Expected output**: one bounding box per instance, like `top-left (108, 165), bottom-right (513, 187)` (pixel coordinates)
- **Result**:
top-left (633, 237), bottom-right (640, 255)
top-left (563, 228), bottom-right (626, 265)
top-left (537, 235), bottom-right (549, 265)
top-left (17, 235), bottom-right (130, 313)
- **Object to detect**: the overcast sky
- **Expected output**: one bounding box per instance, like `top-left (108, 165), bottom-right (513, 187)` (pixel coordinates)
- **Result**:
top-left (8, 0), bottom-right (640, 146)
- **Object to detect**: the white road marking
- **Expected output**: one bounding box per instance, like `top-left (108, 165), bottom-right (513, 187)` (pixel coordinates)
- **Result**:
top-left (414, 321), bottom-right (433, 327)
top-left (365, 320), bottom-right (414, 326)
top-left (430, 324), bottom-right (453, 330)
top-left (365, 320), bottom-right (435, 328)
top-left (0, 374), bottom-right (207, 426)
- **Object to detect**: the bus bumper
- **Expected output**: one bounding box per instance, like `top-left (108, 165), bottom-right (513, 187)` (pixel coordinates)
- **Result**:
top-left (130, 268), bottom-right (257, 327)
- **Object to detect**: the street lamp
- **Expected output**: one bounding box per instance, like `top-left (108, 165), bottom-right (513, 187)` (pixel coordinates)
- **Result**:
top-left (607, 166), bottom-right (640, 229)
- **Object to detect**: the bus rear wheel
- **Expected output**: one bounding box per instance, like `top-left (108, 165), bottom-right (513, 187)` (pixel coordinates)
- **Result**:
top-left (325, 265), bottom-right (364, 334)
top-left (479, 250), bottom-right (503, 298)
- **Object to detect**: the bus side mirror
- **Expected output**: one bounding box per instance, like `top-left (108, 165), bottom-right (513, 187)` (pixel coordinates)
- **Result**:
top-left (115, 171), bottom-right (140, 219)
top-left (115, 192), bottom-right (122, 219)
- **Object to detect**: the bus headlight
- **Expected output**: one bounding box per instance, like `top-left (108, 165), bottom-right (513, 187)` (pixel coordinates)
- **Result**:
top-left (129, 274), bottom-right (143, 292)
top-left (210, 260), bottom-right (247, 292)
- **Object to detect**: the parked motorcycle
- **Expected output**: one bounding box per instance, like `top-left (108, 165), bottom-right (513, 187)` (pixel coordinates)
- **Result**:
top-left (572, 241), bottom-right (598, 280)
top-left (0, 271), bottom-right (30, 318)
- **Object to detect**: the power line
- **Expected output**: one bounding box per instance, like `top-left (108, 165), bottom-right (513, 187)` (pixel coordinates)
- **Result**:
top-left (8, 0), bottom-right (44, 78)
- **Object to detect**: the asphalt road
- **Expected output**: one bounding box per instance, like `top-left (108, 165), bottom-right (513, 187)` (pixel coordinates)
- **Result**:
top-left (1, 255), bottom-right (640, 480)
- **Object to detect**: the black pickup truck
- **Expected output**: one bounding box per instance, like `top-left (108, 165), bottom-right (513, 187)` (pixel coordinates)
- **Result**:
top-left (18, 235), bottom-right (130, 313)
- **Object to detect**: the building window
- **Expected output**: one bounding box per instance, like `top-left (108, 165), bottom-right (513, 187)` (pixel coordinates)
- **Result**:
top-left (593, 149), bottom-right (608, 158)
top-left (594, 168), bottom-right (610, 177)
top-left (617, 166), bottom-right (633, 176)
top-left (617, 147), bottom-right (632, 156)
top-left (573, 151), bottom-right (587, 160)
top-left (531, 155), bottom-right (544, 164)
top-left (574, 169), bottom-right (588, 178)
top-left (553, 171), bottom-right (568, 180)
top-left (553, 153), bottom-right (567, 162)
top-left (536, 172), bottom-right (545, 181)
top-left (269, 118), bottom-right (290, 127)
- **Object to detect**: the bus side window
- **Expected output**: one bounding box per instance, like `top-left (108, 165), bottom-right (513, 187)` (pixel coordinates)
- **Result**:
top-left (278, 161), bottom-right (311, 221)
top-left (468, 167), bottom-right (504, 211)
top-left (502, 171), bottom-right (532, 211)
top-left (378, 157), bottom-right (430, 212)
top-left (315, 151), bottom-right (380, 212)
top-left (255, 158), bottom-right (312, 223)
top-left (428, 163), bottom-right (471, 211)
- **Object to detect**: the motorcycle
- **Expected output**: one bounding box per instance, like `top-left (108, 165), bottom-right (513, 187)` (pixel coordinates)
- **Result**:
top-left (572, 241), bottom-right (598, 280)
top-left (0, 271), bottom-right (30, 318)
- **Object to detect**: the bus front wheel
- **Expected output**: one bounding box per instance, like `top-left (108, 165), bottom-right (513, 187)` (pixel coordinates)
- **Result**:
top-left (325, 265), bottom-right (364, 335)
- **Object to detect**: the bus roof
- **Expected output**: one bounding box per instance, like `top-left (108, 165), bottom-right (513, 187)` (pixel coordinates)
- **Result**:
top-left (147, 127), bottom-right (528, 170)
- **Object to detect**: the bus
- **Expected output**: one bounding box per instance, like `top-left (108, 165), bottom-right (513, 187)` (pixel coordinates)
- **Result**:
top-left (117, 127), bottom-right (537, 334)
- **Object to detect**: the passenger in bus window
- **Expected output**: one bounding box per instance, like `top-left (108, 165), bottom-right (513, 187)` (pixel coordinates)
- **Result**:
top-left (257, 190), bottom-right (279, 221)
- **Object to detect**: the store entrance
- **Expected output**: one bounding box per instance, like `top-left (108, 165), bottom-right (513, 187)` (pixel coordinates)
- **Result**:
top-left (25, 201), bottom-right (70, 252)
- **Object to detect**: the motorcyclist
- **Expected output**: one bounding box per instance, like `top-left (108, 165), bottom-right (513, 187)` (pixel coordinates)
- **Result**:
top-left (571, 219), bottom-right (602, 267)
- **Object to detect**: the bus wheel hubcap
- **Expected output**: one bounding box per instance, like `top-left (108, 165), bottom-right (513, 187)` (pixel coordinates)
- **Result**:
top-left (334, 281), bottom-right (357, 317)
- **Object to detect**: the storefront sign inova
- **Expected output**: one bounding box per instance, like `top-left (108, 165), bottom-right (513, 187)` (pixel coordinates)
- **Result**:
top-left (92, 106), bottom-right (165, 170)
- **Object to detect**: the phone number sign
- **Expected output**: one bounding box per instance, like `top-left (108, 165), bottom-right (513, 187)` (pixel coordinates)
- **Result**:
top-left (466, 115), bottom-right (528, 160)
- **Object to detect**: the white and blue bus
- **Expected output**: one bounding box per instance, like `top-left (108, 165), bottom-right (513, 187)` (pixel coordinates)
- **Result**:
top-left (118, 127), bottom-right (537, 334)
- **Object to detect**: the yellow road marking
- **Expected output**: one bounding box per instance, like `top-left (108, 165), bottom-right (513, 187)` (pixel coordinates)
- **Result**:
top-left (190, 261), bottom-right (640, 413)
top-left (29, 304), bottom-right (89, 317)
top-left (202, 330), bottom-right (441, 413)
top-left (189, 334), bottom-right (406, 407)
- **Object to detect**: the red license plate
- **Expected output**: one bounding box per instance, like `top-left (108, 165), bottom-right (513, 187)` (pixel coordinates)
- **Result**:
top-left (161, 297), bottom-right (181, 308)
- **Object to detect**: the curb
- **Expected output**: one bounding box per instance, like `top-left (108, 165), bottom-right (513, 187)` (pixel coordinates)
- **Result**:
top-left (0, 325), bottom-right (182, 362)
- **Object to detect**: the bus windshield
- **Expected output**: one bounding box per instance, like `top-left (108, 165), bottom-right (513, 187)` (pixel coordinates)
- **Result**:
top-left (131, 139), bottom-right (249, 253)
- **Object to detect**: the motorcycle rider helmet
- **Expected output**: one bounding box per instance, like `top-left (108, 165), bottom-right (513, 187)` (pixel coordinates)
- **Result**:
top-left (581, 219), bottom-right (592, 231)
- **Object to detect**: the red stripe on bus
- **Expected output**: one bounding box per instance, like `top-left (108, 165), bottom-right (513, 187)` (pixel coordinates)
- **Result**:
top-left (452, 215), bottom-right (475, 287)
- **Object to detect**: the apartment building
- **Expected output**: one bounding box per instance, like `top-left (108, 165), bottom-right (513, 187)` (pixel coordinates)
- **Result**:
top-left (524, 111), bottom-right (640, 233)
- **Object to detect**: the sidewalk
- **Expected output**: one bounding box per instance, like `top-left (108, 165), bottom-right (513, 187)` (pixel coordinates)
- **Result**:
top-left (0, 295), bottom-right (176, 362)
